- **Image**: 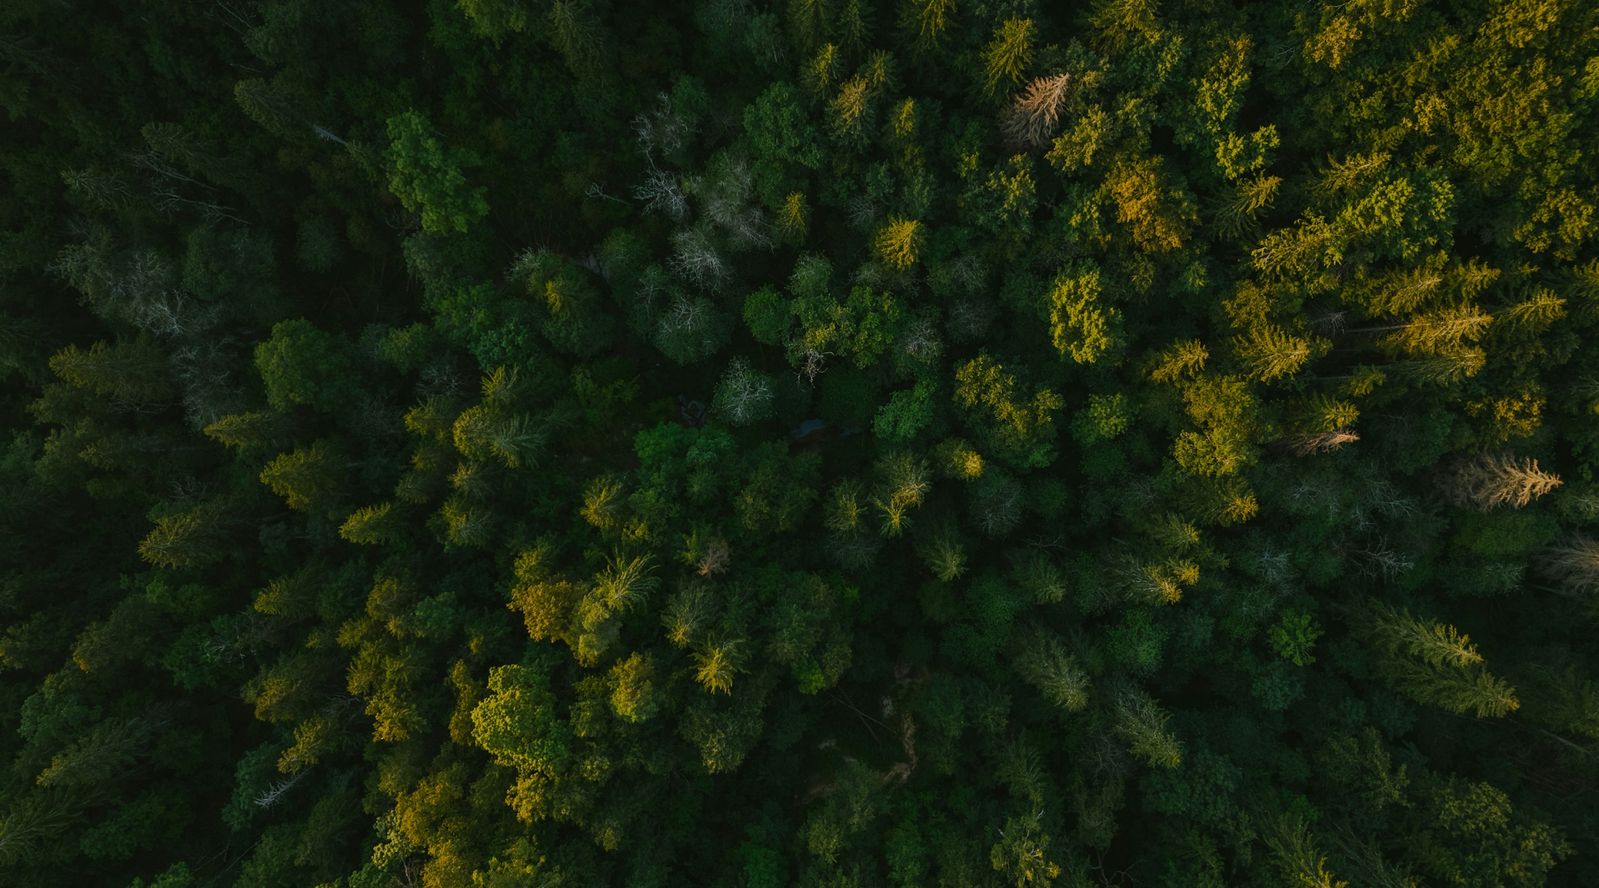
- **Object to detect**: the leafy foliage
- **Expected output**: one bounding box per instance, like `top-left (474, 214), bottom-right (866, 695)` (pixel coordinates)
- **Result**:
top-left (2, 2), bottom-right (1598, 887)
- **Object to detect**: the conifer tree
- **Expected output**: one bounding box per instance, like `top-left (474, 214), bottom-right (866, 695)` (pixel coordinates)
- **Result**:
top-left (983, 20), bottom-right (1034, 97)
top-left (1444, 453), bottom-right (1563, 511)
top-left (1014, 628), bottom-right (1090, 712)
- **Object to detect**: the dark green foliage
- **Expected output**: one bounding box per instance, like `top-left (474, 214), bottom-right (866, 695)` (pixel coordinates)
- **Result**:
top-left (2, 2), bottom-right (1598, 887)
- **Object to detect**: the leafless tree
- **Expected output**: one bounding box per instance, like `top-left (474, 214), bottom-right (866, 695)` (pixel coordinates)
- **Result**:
top-left (1539, 536), bottom-right (1599, 596)
top-left (1003, 73), bottom-right (1072, 150)
top-left (1444, 452), bottom-right (1563, 511)
top-left (633, 92), bottom-right (695, 158)
top-left (1288, 428), bottom-right (1359, 455)
top-left (696, 536), bottom-right (731, 577)
top-left (254, 771), bottom-right (307, 809)
top-left (634, 165), bottom-right (688, 221)
top-left (668, 228), bottom-right (728, 289)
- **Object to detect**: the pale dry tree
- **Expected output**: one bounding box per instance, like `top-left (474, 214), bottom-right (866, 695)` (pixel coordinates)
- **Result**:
top-left (796, 346), bottom-right (831, 385)
top-left (1306, 308), bottom-right (1347, 338)
top-left (632, 91), bottom-right (694, 157)
top-left (667, 228), bottom-right (728, 289)
top-left (694, 156), bottom-right (771, 249)
top-left (712, 358), bottom-right (774, 425)
top-left (1538, 536), bottom-right (1599, 596)
top-left (1361, 479), bottom-right (1418, 519)
top-left (845, 193), bottom-right (879, 228)
top-left (254, 771), bottom-right (307, 809)
top-left (1287, 428), bottom-right (1360, 455)
top-left (1003, 73), bottom-right (1072, 150)
top-left (1444, 452), bottom-right (1563, 511)
top-left (1352, 542), bottom-right (1414, 582)
top-left (634, 165), bottom-right (688, 221)
top-left (897, 316), bottom-right (943, 366)
top-left (947, 296), bottom-right (996, 342)
top-left (1251, 547), bottom-right (1292, 587)
top-left (659, 293), bottom-right (710, 337)
top-left (696, 536), bottom-right (731, 577)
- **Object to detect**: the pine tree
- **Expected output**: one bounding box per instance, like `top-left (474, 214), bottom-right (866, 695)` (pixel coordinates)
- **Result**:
top-left (203, 411), bottom-right (291, 454)
top-left (1111, 686), bottom-right (1182, 768)
top-left (1287, 428), bottom-right (1360, 456)
top-left (48, 339), bottom-right (175, 406)
top-left (787, 0), bottom-right (831, 53)
top-left (547, 0), bottom-right (608, 77)
top-left (899, 0), bottom-right (955, 53)
top-left (1376, 305), bottom-right (1494, 357)
top-left (259, 441), bottom-right (345, 514)
top-left (1002, 74), bottom-right (1071, 150)
top-left (1234, 325), bottom-right (1313, 382)
top-left (983, 20), bottom-right (1034, 97)
top-left (1361, 603), bottom-right (1521, 718)
top-left (1149, 339), bottom-right (1209, 384)
top-left (1499, 288), bottom-right (1565, 335)
top-left (339, 503), bottom-right (403, 545)
top-left (1014, 628), bottom-right (1089, 712)
top-left (1539, 536), bottom-right (1599, 595)
top-left (1444, 453), bottom-right (1562, 511)
top-left (138, 504), bottom-right (228, 568)
top-left (1264, 814), bottom-right (1349, 888)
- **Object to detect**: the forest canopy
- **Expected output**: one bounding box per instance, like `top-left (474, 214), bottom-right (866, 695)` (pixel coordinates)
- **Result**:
top-left (2, 0), bottom-right (1599, 886)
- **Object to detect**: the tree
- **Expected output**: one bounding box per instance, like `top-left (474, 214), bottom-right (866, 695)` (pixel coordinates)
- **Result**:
top-left (1014, 628), bottom-right (1089, 712)
top-left (203, 411), bottom-right (291, 454)
top-left (138, 503), bottom-right (229, 568)
top-left (48, 339), bottom-right (174, 406)
top-left (456, 0), bottom-right (530, 43)
top-left (339, 503), bottom-right (403, 545)
top-left (983, 20), bottom-right (1034, 96)
top-left (607, 652), bottom-right (659, 722)
top-left (1105, 156), bottom-right (1196, 253)
top-left (1411, 778), bottom-right (1571, 888)
top-left (952, 355), bottom-right (1064, 468)
top-left (1234, 325), bottom-right (1313, 382)
top-left (1361, 603), bottom-right (1520, 718)
top-left (1539, 536), bottom-right (1599, 595)
top-left (743, 287), bottom-right (790, 345)
top-left (693, 639), bottom-right (741, 695)
top-left (655, 294), bottom-right (732, 364)
top-left (989, 810), bottom-right (1063, 886)
top-left (1003, 74), bottom-right (1071, 150)
top-left (1048, 265), bottom-right (1123, 365)
top-left (874, 380), bottom-right (936, 443)
top-left (385, 111), bottom-right (488, 235)
top-left (253, 319), bottom-right (357, 413)
top-left (512, 249), bottom-right (616, 357)
top-left (1264, 814), bottom-right (1349, 888)
top-left (875, 218), bottom-right (922, 270)
top-left (713, 358), bottom-right (775, 426)
top-left (900, 0), bottom-right (956, 53)
top-left (1377, 305), bottom-right (1495, 358)
top-left (1112, 686), bottom-right (1182, 768)
top-left (1444, 453), bottom-right (1562, 511)
top-left (916, 522), bottom-right (967, 581)
top-left (260, 442), bottom-right (346, 514)
top-left (547, 0), bottom-right (609, 77)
